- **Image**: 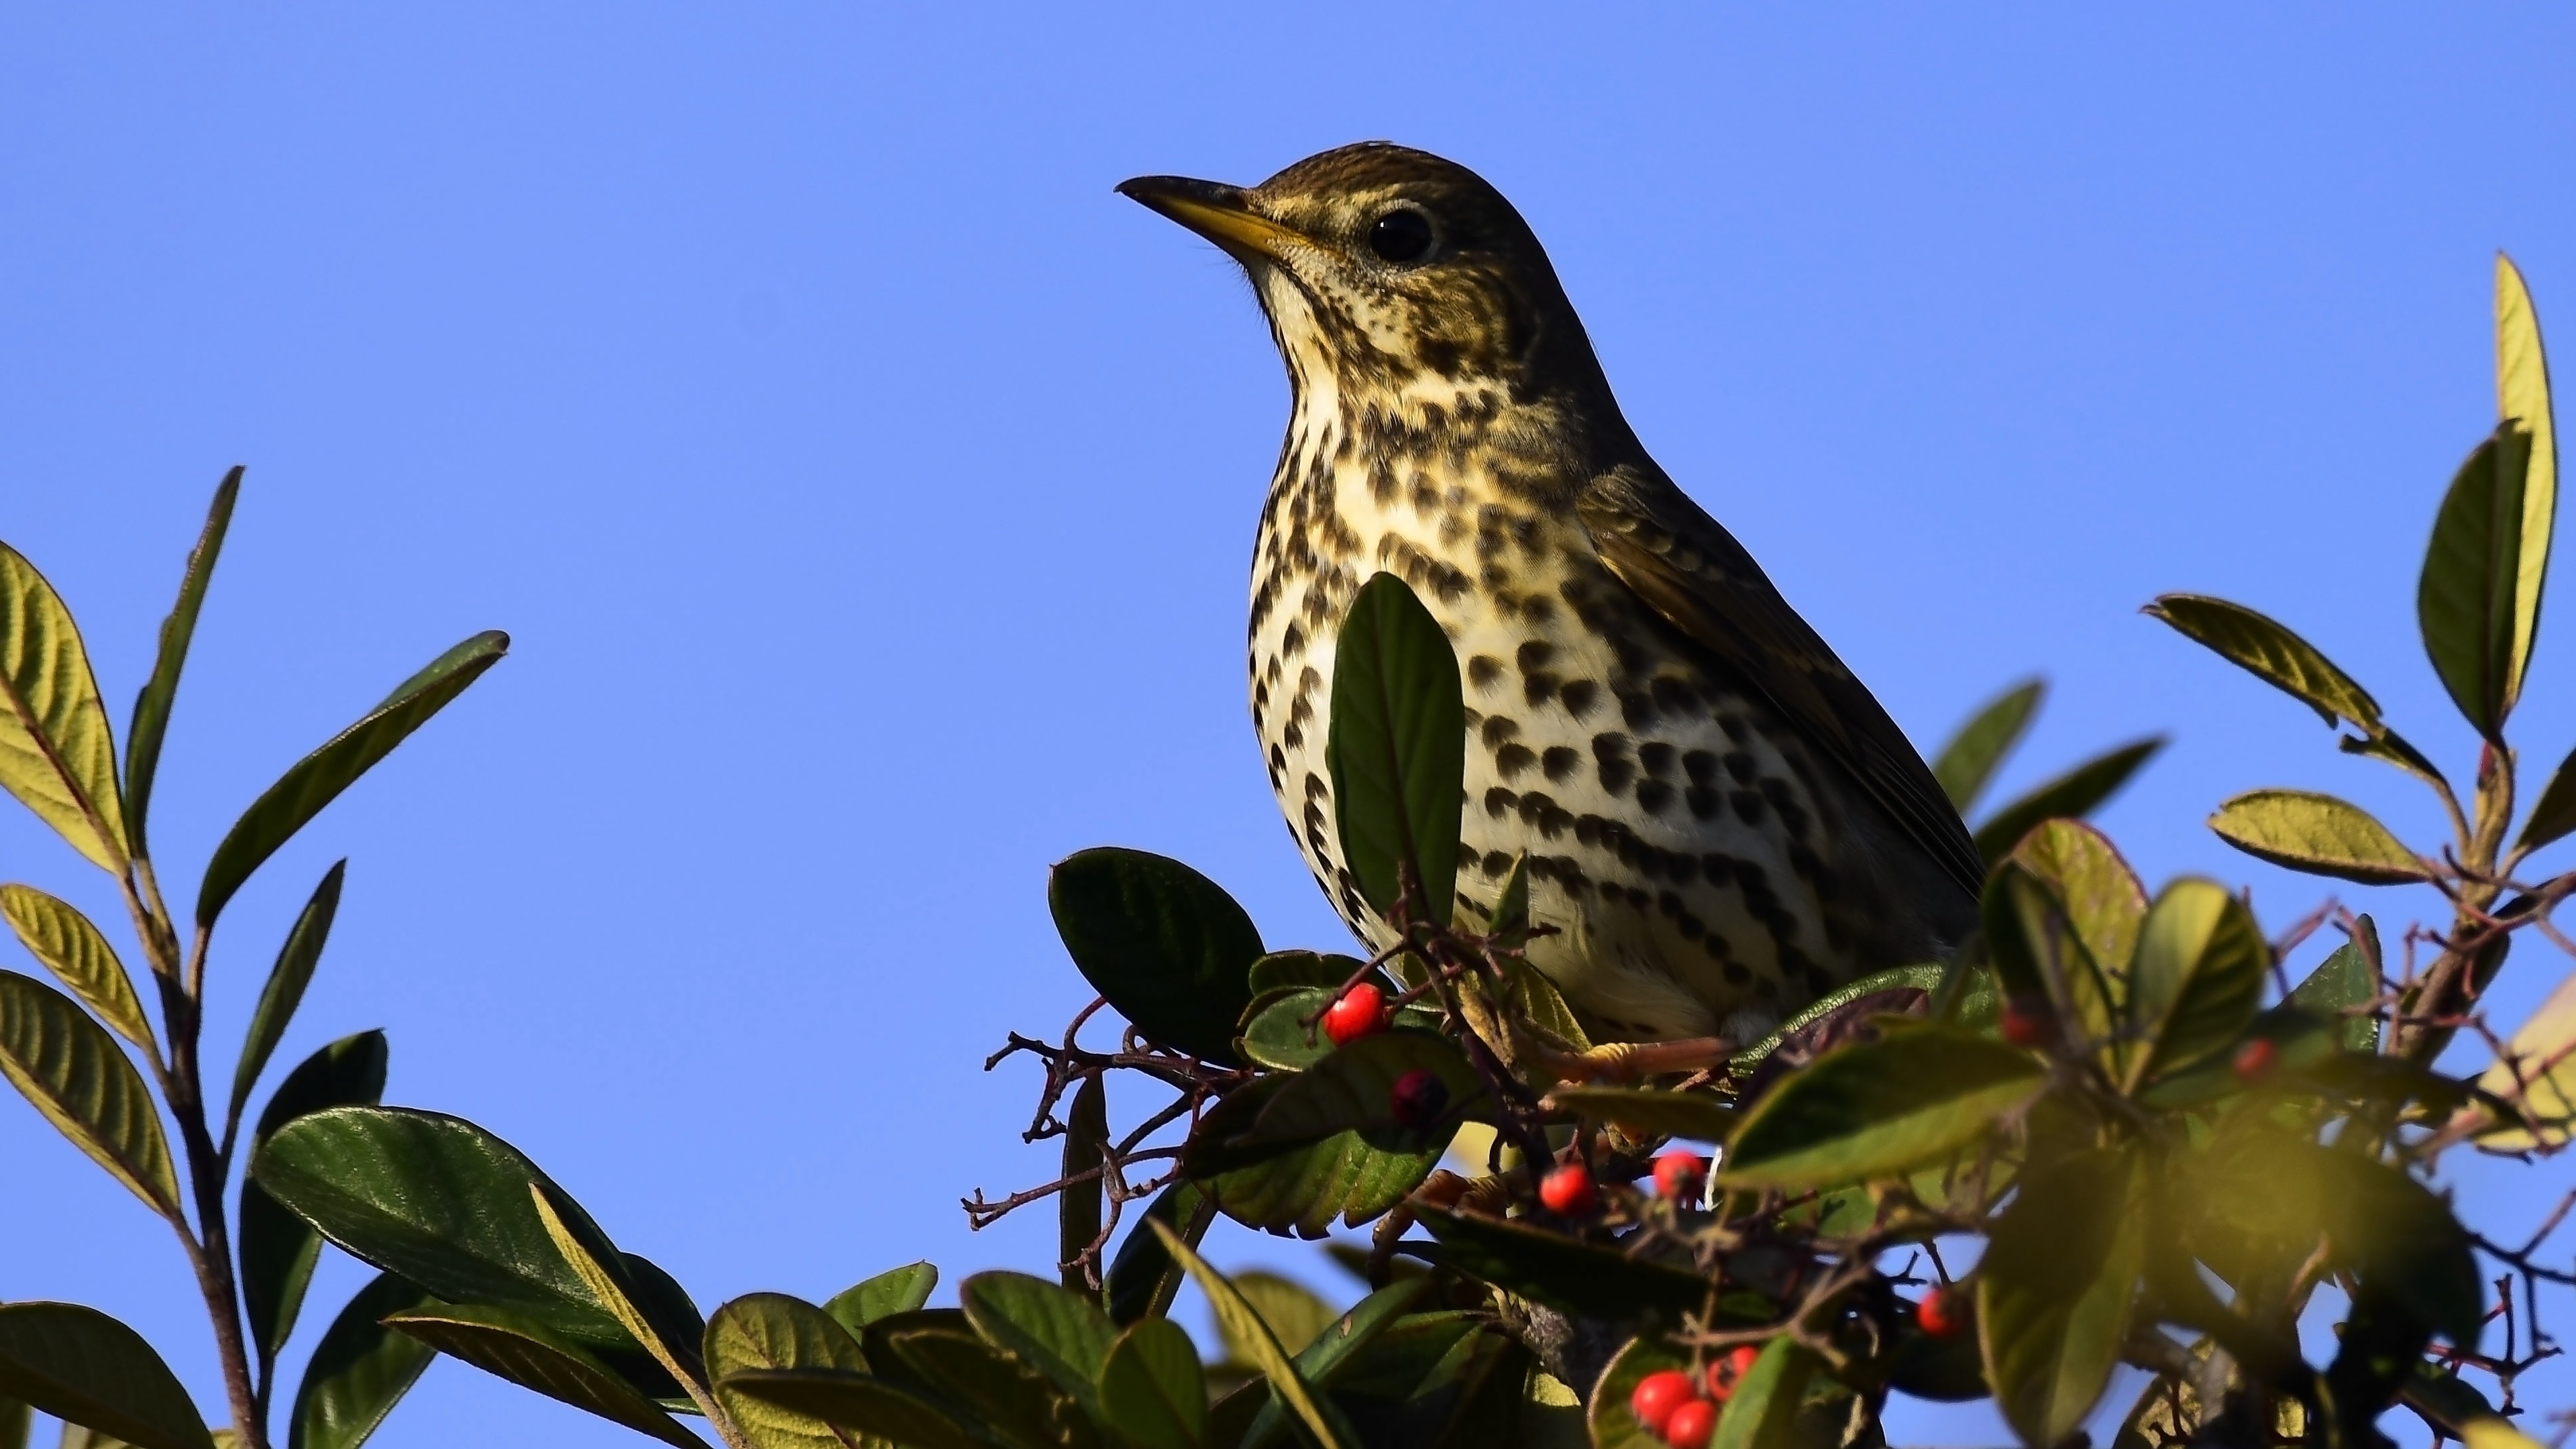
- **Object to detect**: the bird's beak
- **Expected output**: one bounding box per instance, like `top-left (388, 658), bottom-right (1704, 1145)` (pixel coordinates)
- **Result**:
top-left (1117, 175), bottom-right (1307, 266)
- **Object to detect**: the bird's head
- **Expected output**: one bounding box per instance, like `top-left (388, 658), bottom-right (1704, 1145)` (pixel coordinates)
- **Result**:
top-left (1120, 143), bottom-right (1607, 407)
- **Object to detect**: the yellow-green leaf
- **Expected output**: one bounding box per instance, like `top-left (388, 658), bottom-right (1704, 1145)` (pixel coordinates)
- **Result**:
top-left (2463, 1417), bottom-right (2550, 1449)
top-left (2007, 822), bottom-right (2147, 991)
top-left (2475, 968), bottom-right (2576, 1151)
top-left (1933, 678), bottom-right (2043, 814)
top-left (704, 1292), bottom-right (869, 1449)
top-left (384, 1304), bottom-right (702, 1448)
top-left (0, 971), bottom-right (178, 1216)
top-left (0, 885), bottom-right (152, 1053)
top-left (1147, 1221), bottom-right (1353, 1449)
top-left (1980, 1146), bottom-right (2145, 1448)
top-left (2143, 594), bottom-right (2381, 732)
top-left (2497, 254), bottom-right (2555, 705)
top-left (2518, 741), bottom-right (2576, 857)
top-left (1719, 1024), bottom-right (2046, 1190)
top-left (2208, 788), bottom-right (2427, 885)
top-left (0, 545), bottom-right (127, 873)
top-left (2125, 879), bottom-right (2267, 1091)
top-left (529, 1183), bottom-right (706, 1409)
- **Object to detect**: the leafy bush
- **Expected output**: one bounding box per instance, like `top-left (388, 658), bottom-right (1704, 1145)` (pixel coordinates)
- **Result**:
top-left (1, 262), bottom-right (2571, 1449)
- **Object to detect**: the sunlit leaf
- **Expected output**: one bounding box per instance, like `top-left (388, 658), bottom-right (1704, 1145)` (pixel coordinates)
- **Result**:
top-left (1049, 846), bottom-right (1261, 1065)
top-left (2496, 254), bottom-right (2556, 708)
top-left (822, 1261), bottom-right (937, 1340)
top-left (1933, 679), bottom-right (2043, 813)
top-left (0, 885), bottom-right (151, 1052)
top-left (530, 1181), bottom-right (707, 1405)
top-left (0, 1303), bottom-right (212, 1449)
top-left (226, 860), bottom-right (346, 1132)
top-left (704, 1292), bottom-right (869, 1449)
top-left (1099, 1318), bottom-right (1204, 1449)
top-left (2518, 742), bottom-right (2576, 857)
top-left (0, 971), bottom-right (178, 1216)
top-left (1148, 1220), bottom-right (1354, 1449)
top-left (1980, 1146), bottom-right (2144, 1448)
top-left (2208, 788), bottom-right (2427, 885)
top-left (288, 1272), bottom-right (437, 1449)
top-left (959, 1271), bottom-right (1117, 1421)
top-left (2143, 594), bottom-right (2383, 731)
top-left (1328, 572), bottom-right (1464, 930)
top-left (1721, 1023), bottom-right (2045, 1190)
top-left (2420, 427), bottom-right (2532, 739)
top-left (244, 1030), bottom-right (388, 1370)
top-left (1972, 737), bottom-right (2164, 866)
top-left (0, 545), bottom-right (128, 873)
top-left (2475, 967), bottom-right (2576, 1150)
top-left (718, 1367), bottom-right (981, 1449)
top-left (2125, 879), bottom-right (2267, 1091)
top-left (2463, 1418), bottom-right (2551, 1449)
top-left (1732, 963), bottom-right (1948, 1074)
top-left (383, 1304), bottom-right (701, 1447)
top-left (125, 468), bottom-right (239, 857)
top-left (1243, 1030), bottom-right (1486, 1152)
top-left (879, 1324), bottom-right (1081, 1448)
top-left (1982, 864), bottom-right (2116, 1057)
top-left (196, 631), bottom-right (507, 929)
top-left (1709, 1338), bottom-right (1819, 1449)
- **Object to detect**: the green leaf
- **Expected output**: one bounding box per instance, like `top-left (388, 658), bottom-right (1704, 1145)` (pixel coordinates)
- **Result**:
top-left (2518, 741), bottom-right (2576, 857)
top-left (1187, 1078), bottom-right (1443, 1236)
top-left (2208, 788), bottom-right (2427, 885)
top-left (704, 1292), bottom-right (870, 1449)
top-left (1933, 678), bottom-right (2043, 813)
top-left (245, 1030), bottom-right (390, 1370)
top-left (959, 1271), bottom-right (1117, 1419)
top-left (2319, 1154), bottom-right (2483, 1346)
top-left (1409, 1205), bottom-right (1715, 1320)
top-left (0, 1395), bottom-right (21, 1449)
top-left (1240, 1280), bottom-right (1424, 1449)
top-left (2478, 965), bottom-right (2576, 1150)
top-left (1709, 1338), bottom-right (1819, 1449)
top-left (0, 885), bottom-right (152, 1053)
top-left (125, 467), bottom-right (239, 858)
top-left (529, 1182), bottom-right (709, 1403)
top-left (0, 543), bottom-right (129, 873)
top-left (1720, 1024), bottom-right (2045, 1190)
top-left (2420, 425), bottom-right (2534, 739)
top-left (1242, 1030), bottom-right (1485, 1152)
top-left (196, 631), bottom-right (508, 930)
top-left (2143, 594), bottom-right (2383, 732)
top-left (227, 860), bottom-right (346, 1132)
top-left (1587, 1335), bottom-right (1690, 1449)
top-left (1982, 864), bottom-right (2116, 1059)
top-left (382, 1304), bottom-right (702, 1448)
top-left (2496, 254), bottom-right (2556, 709)
top-left (1543, 1086), bottom-right (1733, 1142)
top-left (1147, 1220), bottom-right (1354, 1449)
top-left (0, 971), bottom-right (178, 1216)
top-left (1979, 1146), bottom-right (2145, 1449)
top-left (1327, 572), bottom-right (1464, 930)
top-left (2004, 820), bottom-right (2149, 987)
top-left (879, 1326), bottom-right (1078, 1449)
top-left (1239, 989), bottom-right (1338, 1071)
top-left (1972, 737), bottom-right (2165, 866)
top-left (1060, 1075), bottom-right (1108, 1293)
top-left (1099, 1318), bottom-right (1203, 1449)
top-left (1248, 951), bottom-right (1365, 995)
top-left (1731, 962), bottom-right (1949, 1073)
top-left (823, 1262), bottom-right (937, 1338)
top-left (288, 1272), bottom-right (438, 1449)
top-left (2125, 879), bottom-right (2267, 1091)
top-left (2289, 941), bottom-right (2382, 1055)
top-left (1047, 846), bottom-right (1261, 1065)
top-left (718, 1368), bottom-right (982, 1449)
top-left (1105, 1183), bottom-right (1208, 1326)
top-left (1222, 1273), bottom-right (1339, 1369)
top-left (0, 1302), bottom-right (212, 1449)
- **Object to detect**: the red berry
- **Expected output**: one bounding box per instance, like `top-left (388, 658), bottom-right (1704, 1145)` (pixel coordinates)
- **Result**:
top-left (1538, 1163), bottom-right (1598, 1215)
top-left (1653, 1150), bottom-right (1708, 1203)
top-left (1917, 1287), bottom-right (1966, 1338)
top-left (1389, 1067), bottom-right (1449, 1128)
top-left (1629, 1369), bottom-right (1695, 1434)
top-left (1662, 1397), bottom-right (1718, 1449)
top-left (1705, 1345), bottom-right (1760, 1401)
top-left (2233, 1036), bottom-right (2277, 1080)
top-left (1323, 983), bottom-right (1386, 1046)
top-left (2000, 1000), bottom-right (2051, 1048)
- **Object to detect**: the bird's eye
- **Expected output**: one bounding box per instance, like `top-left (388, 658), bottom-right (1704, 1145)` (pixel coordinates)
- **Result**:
top-left (1367, 208), bottom-right (1436, 265)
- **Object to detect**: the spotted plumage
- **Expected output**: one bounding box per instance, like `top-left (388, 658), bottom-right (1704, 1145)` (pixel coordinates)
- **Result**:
top-left (1123, 144), bottom-right (1981, 1044)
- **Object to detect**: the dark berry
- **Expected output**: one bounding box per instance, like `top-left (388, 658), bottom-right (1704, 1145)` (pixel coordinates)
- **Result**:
top-left (1389, 1067), bottom-right (1449, 1128)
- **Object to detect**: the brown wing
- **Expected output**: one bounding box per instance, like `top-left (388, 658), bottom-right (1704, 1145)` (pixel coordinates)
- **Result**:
top-left (1578, 466), bottom-right (1986, 902)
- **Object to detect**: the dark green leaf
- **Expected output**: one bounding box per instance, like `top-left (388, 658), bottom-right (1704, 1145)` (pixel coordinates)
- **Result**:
top-left (1060, 1075), bottom-right (1106, 1292)
top-left (2519, 742), bottom-right (2576, 857)
top-left (881, 1326), bottom-right (1079, 1449)
top-left (0, 1302), bottom-right (213, 1449)
top-left (1048, 847), bottom-right (1261, 1065)
top-left (227, 861), bottom-right (347, 1132)
top-left (1248, 951), bottom-right (1364, 995)
top-left (0, 971), bottom-right (179, 1216)
top-left (1933, 678), bottom-right (2043, 813)
top-left (2319, 1154), bottom-right (2483, 1346)
top-left (1240, 1280), bottom-right (1425, 1449)
top-left (1099, 1318), bottom-right (1203, 1449)
top-left (0, 543), bottom-right (129, 873)
top-left (1327, 572), bottom-right (1464, 930)
top-left (2290, 941), bottom-right (2382, 1055)
top-left (1979, 1146), bottom-right (2145, 1448)
top-left (1709, 1338), bottom-right (1818, 1449)
top-left (1243, 1030), bottom-right (1486, 1152)
top-left (1731, 963), bottom-right (1949, 1073)
top-left (0, 886), bottom-right (151, 1053)
top-left (0, 1394), bottom-right (21, 1449)
top-left (718, 1368), bottom-right (982, 1449)
top-left (528, 1181), bottom-right (708, 1403)
top-left (2420, 426), bottom-right (2532, 739)
top-left (1106, 1183), bottom-right (1208, 1326)
top-left (1187, 1078), bottom-right (1442, 1236)
top-left (1148, 1220), bottom-right (1355, 1449)
top-left (196, 631), bottom-right (507, 929)
top-left (125, 467), bottom-right (238, 857)
top-left (959, 1271), bottom-right (1117, 1417)
top-left (1543, 1086), bottom-right (1733, 1142)
top-left (1888, 1312), bottom-right (1990, 1403)
top-left (2398, 1362), bottom-right (2497, 1438)
top-left (1409, 1205), bottom-right (1714, 1320)
top-left (2208, 788), bottom-right (2428, 885)
top-left (1720, 1024), bottom-right (2045, 1190)
top-left (2143, 594), bottom-right (2383, 731)
top-left (823, 1262), bottom-right (937, 1338)
top-left (703, 1292), bottom-right (869, 1449)
top-left (245, 1030), bottom-right (389, 1369)
top-left (1972, 737), bottom-right (2164, 866)
top-left (1239, 989), bottom-right (1337, 1071)
top-left (2125, 879), bottom-right (2267, 1092)
top-left (384, 1304), bottom-right (702, 1447)
top-left (288, 1272), bottom-right (438, 1449)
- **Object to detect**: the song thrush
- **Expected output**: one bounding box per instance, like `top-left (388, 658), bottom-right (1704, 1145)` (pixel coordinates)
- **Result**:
top-left (1121, 144), bottom-right (1982, 1044)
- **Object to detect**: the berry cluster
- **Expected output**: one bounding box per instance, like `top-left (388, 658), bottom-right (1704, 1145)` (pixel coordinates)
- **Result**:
top-left (1628, 1346), bottom-right (1760, 1448)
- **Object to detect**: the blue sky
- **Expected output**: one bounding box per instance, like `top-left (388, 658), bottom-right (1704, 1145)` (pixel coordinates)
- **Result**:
top-left (3, 6), bottom-right (2574, 1445)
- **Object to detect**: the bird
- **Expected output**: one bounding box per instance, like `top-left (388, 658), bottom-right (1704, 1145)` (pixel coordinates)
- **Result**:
top-left (1119, 143), bottom-right (1982, 1045)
